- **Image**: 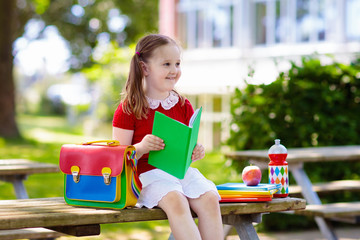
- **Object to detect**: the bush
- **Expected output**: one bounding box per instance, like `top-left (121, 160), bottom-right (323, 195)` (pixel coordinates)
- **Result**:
top-left (228, 54), bottom-right (360, 231)
top-left (228, 55), bottom-right (360, 150)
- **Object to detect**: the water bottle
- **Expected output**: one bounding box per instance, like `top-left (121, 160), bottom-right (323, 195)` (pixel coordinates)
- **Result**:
top-left (268, 139), bottom-right (289, 197)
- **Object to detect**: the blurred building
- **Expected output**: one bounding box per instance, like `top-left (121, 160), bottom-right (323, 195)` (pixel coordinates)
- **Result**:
top-left (159, 0), bottom-right (360, 150)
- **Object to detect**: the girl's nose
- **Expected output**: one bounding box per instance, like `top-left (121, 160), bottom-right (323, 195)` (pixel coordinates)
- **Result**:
top-left (170, 64), bottom-right (179, 73)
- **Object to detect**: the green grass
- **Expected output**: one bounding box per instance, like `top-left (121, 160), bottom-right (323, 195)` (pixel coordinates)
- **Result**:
top-left (0, 114), bottom-right (242, 239)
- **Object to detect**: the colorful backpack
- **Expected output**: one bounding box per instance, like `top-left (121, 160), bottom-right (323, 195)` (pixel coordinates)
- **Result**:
top-left (59, 140), bottom-right (141, 209)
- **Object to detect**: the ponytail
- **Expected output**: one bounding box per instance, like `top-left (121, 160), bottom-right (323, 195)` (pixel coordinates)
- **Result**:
top-left (122, 54), bottom-right (148, 119)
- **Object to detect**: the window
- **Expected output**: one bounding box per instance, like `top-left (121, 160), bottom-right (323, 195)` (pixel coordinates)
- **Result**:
top-left (254, 0), bottom-right (283, 45)
top-left (296, 0), bottom-right (326, 42)
top-left (213, 122), bottom-right (222, 149)
top-left (177, 12), bottom-right (188, 48)
top-left (177, 0), bottom-right (360, 48)
top-left (317, 0), bottom-right (326, 40)
top-left (346, 0), bottom-right (360, 40)
top-left (275, 0), bottom-right (282, 43)
top-left (211, 5), bottom-right (233, 47)
top-left (177, 0), bottom-right (235, 48)
top-left (195, 9), bottom-right (207, 48)
top-left (213, 96), bottom-right (222, 112)
top-left (296, 0), bottom-right (311, 42)
top-left (254, 1), bottom-right (267, 45)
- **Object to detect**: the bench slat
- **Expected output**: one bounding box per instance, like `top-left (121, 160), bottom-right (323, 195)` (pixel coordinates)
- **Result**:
top-left (289, 180), bottom-right (360, 196)
top-left (295, 202), bottom-right (360, 218)
top-left (0, 228), bottom-right (64, 240)
top-left (0, 197), bottom-right (306, 231)
top-left (0, 159), bottom-right (59, 175)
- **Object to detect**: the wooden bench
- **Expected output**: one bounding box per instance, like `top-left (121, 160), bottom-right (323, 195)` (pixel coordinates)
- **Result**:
top-left (0, 197), bottom-right (306, 240)
top-left (0, 159), bottom-right (61, 239)
top-left (225, 145), bottom-right (360, 240)
top-left (287, 180), bottom-right (360, 224)
top-left (0, 159), bottom-right (60, 199)
top-left (288, 178), bottom-right (360, 225)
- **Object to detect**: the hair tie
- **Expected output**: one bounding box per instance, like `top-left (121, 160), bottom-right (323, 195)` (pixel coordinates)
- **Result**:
top-left (135, 51), bottom-right (141, 57)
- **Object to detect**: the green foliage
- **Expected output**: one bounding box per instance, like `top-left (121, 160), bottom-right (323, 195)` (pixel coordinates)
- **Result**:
top-left (228, 55), bottom-right (360, 231)
top-left (228, 55), bottom-right (360, 150)
top-left (15, 0), bottom-right (158, 70)
top-left (39, 0), bottom-right (158, 70)
top-left (32, 0), bottom-right (51, 14)
top-left (114, 0), bottom-right (159, 44)
top-left (82, 42), bottom-right (131, 121)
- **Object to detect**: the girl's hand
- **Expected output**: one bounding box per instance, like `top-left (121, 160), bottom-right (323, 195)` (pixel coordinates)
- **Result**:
top-left (192, 143), bottom-right (205, 161)
top-left (134, 134), bottom-right (165, 159)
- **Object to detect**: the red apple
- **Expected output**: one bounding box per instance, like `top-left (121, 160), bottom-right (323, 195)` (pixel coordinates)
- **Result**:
top-left (242, 165), bottom-right (262, 186)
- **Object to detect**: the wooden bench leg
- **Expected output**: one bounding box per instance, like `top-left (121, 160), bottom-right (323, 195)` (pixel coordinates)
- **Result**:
top-left (168, 232), bottom-right (175, 240)
top-left (314, 217), bottom-right (338, 240)
top-left (48, 224), bottom-right (100, 237)
top-left (222, 214), bottom-right (262, 240)
top-left (12, 175), bottom-right (29, 199)
top-left (0, 175), bottom-right (29, 199)
top-left (291, 163), bottom-right (338, 240)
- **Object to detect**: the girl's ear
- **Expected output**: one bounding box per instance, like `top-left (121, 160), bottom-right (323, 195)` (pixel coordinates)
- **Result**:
top-left (140, 61), bottom-right (149, 76)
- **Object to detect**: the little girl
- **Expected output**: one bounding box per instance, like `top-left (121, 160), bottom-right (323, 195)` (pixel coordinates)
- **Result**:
top-left (112, 34), bottom-right (223, 239)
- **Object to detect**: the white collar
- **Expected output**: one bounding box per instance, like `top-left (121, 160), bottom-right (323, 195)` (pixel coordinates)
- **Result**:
top-left (146, 91), bottom-right (179, 110)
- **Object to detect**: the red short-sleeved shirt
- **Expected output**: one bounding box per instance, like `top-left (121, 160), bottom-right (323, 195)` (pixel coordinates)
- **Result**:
top-left (112, 98), bottom-right (194, 175)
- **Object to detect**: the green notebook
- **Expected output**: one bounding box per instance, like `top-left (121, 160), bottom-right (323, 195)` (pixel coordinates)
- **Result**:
top-left (148, 107), bottom-right (202, 179)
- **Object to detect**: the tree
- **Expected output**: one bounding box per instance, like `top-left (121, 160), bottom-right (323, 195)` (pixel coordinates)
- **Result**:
top-left (0, 0), bottom-right (158, 138)
top-left (0, 0), bottom-right (20, 138)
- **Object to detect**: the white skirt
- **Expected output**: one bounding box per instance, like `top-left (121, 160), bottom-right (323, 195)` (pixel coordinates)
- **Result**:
top-left (136, 167), bottom-right (220, 208)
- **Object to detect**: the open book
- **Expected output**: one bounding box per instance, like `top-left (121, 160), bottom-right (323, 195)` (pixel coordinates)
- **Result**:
top-left (148, 107), bottom-right (202, 179)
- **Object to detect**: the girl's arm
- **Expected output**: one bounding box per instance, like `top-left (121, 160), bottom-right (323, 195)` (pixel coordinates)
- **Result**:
top-left (112, 127), bottom-right (133, 145)
top-left (112, 127), bottom-right (164, 159)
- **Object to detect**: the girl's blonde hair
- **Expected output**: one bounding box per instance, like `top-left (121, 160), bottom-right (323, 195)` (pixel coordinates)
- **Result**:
top-left (121, 34), bottom-right (185, 119)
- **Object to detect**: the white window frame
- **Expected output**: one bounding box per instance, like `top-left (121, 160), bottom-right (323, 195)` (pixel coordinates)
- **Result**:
top-left (177, 0), bottom-right (357, 49)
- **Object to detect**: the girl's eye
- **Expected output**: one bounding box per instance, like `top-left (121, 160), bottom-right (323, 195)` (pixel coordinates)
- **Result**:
top-left (164, 63), bottom-right (170, 66)
top-left (176, 62), bottom-right (181, 67)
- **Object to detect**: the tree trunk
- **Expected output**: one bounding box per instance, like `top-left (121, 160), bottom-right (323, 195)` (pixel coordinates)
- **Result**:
top-left (0, 0), bottom-right (20, 138)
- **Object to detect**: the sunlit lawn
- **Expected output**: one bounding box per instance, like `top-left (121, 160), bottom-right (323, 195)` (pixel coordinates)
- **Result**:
top-left (0, 114), bottom-right (242, 239)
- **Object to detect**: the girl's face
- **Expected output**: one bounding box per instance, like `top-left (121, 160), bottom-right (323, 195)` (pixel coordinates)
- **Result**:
top-left (142, 43), bottom-right (181, 99)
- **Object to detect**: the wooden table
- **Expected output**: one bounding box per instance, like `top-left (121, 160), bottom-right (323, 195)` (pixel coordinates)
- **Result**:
top-left (0, 197), bottom-right (306, 240)
top-left (226, 145), bottom-right (360, 240)
top-left (0, 159), bottom-right (62, 239)
top-left (0, 159), bottom-right (59, 199)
